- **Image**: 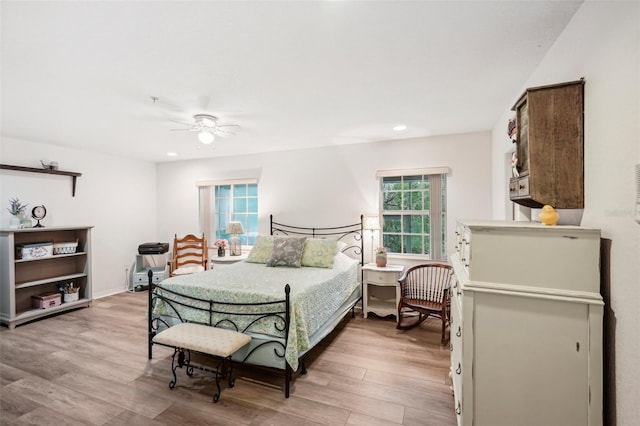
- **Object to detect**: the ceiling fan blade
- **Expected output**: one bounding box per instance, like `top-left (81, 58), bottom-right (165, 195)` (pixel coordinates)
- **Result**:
top-left (169, 119), bottom-right (193, 127)
top-left (215, 129), bottom-right (237, 136)
top-left (150, 96), bottom-right (183, 112)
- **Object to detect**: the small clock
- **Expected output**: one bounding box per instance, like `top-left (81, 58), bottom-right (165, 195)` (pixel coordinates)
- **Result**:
top-left (32, 205), bottom-right (47, 228)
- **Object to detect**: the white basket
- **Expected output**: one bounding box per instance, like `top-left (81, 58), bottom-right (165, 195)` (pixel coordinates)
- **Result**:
top-left (53, 241), bottom-right (78, 255)
top-left (63, 292), bottom-right (80, 303)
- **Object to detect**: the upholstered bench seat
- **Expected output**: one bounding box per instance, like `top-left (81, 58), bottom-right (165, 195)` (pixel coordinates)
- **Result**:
top-left (153, 323), bottom-right (251, 402)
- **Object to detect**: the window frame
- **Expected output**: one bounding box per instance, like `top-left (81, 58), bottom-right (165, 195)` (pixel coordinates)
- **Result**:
top-left (376, 167), bottom-right (449, 260)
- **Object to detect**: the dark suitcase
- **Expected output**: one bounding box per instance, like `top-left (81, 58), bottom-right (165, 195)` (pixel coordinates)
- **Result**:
top-left (138, 242), bottom-right (169, 254)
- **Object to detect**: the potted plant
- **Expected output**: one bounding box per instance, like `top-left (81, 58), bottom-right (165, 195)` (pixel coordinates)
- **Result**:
top-left (375, 246), bottom-right (388, 267)
top-left (6, 197), bottom-right (28, 229)
top-left (215, 239), bottom-right (228, 257)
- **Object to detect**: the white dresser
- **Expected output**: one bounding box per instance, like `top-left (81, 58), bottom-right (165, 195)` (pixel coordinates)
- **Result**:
top-left (450, 220), bottom-right (603, 426)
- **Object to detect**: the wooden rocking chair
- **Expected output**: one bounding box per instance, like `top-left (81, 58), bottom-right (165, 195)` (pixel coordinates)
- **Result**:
top-left (396, 263), bottom-right (454, 343)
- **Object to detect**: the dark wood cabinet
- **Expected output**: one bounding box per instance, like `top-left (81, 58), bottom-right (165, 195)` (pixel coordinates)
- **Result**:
top-left (510, 79), bottom-right (584, 209)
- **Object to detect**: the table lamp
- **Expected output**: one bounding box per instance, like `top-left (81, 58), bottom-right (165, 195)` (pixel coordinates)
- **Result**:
top-left (226, 221), bottom-right (244, 256)
top-left (363, 215), bottom-right (381, 263)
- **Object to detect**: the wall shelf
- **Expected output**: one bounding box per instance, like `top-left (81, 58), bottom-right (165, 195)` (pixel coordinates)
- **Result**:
top-left (0, 164), bottom-right (82, 197)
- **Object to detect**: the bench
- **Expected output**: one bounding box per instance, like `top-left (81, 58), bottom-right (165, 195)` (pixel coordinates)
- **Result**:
top-left (152, 322), bottom-right (252, 402)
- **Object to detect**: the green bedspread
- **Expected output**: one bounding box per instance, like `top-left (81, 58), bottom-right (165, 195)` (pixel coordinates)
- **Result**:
top-left (153, 252), bottom-right (359, 370)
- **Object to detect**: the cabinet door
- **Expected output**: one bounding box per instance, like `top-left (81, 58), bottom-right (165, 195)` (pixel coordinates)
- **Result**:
top-left (473, 292), bottom-right (589, 426)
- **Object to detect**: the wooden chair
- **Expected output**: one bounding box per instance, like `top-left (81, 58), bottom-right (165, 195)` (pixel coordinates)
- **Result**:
top-left (169, 234), bottom-right (208, 277)
top-left (396, 263), bottom-right (454, 343)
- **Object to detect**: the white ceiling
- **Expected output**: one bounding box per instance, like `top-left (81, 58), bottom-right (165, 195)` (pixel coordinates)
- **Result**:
top-left (1, 1), bottom-right (583, 163)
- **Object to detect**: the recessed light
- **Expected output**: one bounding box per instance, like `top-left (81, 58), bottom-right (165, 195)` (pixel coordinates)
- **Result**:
top-left (393, 124), bottom-right (407, 131)
top-left (167, 152), bottom-right (177, 157)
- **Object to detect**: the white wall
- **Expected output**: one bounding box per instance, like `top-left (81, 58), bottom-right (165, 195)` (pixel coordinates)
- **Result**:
top-left (0, 137), bottom-right (158, 297)
top-left (156, 131), bottom-right (493, 266)
top-left (491, 1), bottom-right (640, 424)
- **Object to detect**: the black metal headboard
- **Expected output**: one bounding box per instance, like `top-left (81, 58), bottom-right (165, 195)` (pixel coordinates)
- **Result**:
top-left (270, 214), bottom-right (364, 266)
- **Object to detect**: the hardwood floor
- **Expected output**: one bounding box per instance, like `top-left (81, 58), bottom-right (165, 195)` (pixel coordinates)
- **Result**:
top-left (0, 292), bottom-right (456, 425)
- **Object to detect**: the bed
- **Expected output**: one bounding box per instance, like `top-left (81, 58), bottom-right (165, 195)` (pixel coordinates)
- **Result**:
top-left (147, 215), bottom-right (364, 397)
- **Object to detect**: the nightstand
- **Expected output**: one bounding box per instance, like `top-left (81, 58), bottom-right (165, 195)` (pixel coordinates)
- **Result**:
top-left (362, 263), bottom-right (404, 319)
top-left (210, 252), bottom-right (249, 269)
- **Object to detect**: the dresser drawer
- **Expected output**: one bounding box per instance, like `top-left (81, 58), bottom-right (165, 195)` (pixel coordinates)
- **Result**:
top-left (450, 289), bottom-right (463, 377)
top-left (364, 270), bottom-right (399, 285)
top-left (509, 179), bottom-right (519, 199)
top-left (517, 175), bottom-right (530, 196)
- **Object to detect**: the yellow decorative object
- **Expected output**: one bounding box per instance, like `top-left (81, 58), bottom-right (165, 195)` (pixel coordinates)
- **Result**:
top-left (540, 205), bottom-right (560, 226)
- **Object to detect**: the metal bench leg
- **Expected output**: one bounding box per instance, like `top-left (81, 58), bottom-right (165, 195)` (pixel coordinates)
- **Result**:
top-left (212, 356), bottom-right (234, 403)
top-left (169, 348), bottom-right (193, 390)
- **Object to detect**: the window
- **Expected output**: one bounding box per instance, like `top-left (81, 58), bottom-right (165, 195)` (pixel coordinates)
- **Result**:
top-left (198, 179), bottom-right (259, 247)
top-left (214, 183), bottom-right (258, 245)
top-left (378, 168), bottom-right (448, 260)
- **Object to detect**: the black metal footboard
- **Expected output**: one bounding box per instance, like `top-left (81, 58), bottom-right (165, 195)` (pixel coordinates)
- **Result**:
top-left (146, 270), bottom-right (294, 397)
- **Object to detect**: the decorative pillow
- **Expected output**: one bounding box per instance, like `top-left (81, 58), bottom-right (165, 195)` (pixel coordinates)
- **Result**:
top-left (336, 240), bottom-right (348, 253)
top-left (301, 238), bottom-right (338, 268)
top-left (246, 235), bottom-right (274, 264)
top-left (266, 236), bottom-right (307, 268)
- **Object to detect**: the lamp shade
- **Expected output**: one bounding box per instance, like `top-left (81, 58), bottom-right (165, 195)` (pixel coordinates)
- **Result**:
top-left (225, 221), bottom-right (244, 235)
top-left (363, 215), bottom-right (380, 230)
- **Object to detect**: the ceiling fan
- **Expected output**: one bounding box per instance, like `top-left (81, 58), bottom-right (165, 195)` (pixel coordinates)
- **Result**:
top-left (170, 114), bottom-right (238, 145)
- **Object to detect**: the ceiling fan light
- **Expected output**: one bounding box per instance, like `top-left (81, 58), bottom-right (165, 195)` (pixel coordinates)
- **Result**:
top-left (198, 130), bottom-right (215, 144)
top-left (201, 117), bottom-right (216, 127)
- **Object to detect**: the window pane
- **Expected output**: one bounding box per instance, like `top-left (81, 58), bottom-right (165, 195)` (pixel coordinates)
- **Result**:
top-left (423, 187), bottom-right (431, 210)
top-left (216, 185), bottom-right (231, 198)
top-left (405, 175), bottom-right (422, 189)
top-left (402, 214), bottom-right (422, 234)
top-left (234, 198), bottom-right (247, 212)
top-left (233, 184), bottom-right (247, 197)
top-left (383, 191), bottom-right (402, 210)
top-left (383, 234), bottom-right (401, 253)
top-left (215, 197), bottom-right (228, 214)
top-left (424, 235), bottom-right (431, 255)
top-left (382, 176), bottom-right (402, 190)
top-left (423, 213), bottom-right (430, 233)
top-left (404, 235), bottom-right (423, 254)
top-left (248, 198), bottom-right (258, 211)
top-left (410, 191), bottom-right (422, 210)
top-left (383, 215), bottom-right (401, 232)
top-left (248, 184), bottom-right (258, 197)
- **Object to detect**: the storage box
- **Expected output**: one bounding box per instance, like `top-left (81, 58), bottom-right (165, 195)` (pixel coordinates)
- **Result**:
top-left (32, 292), bottom-right (62, 309)
top-left (53, 241), bottom-right (78, 255)
top-left (16, 242), bottom-right (53, 260)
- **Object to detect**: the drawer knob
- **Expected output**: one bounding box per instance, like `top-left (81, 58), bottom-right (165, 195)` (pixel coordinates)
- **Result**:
top-left (456, 327), bottom-right (461, 337)
top-left (456, 363), bottom-right (461, 375)
top-left (450, 343), bottom-right (453, 351)
top-left (455, 401), bottom-right (461, 415)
